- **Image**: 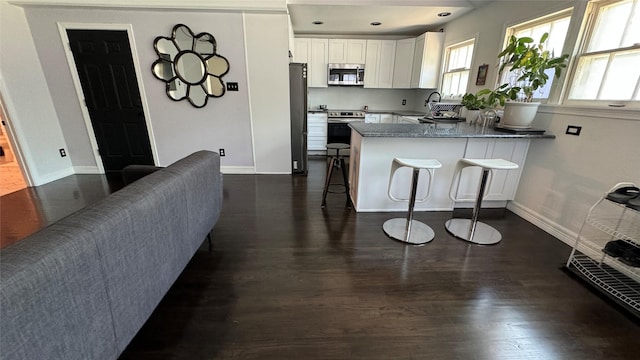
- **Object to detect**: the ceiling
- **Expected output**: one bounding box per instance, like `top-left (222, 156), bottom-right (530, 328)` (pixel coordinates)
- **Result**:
top-left (288, 0), bottom-right (494, 36)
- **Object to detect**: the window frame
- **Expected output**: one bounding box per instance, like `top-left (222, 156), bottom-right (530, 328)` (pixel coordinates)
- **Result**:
top-left (563, 0), bottom-right (640, 107)
top-left (440, 38), bottom-right (476, 100)
top-left (497, 8), bottom-right (574, 103)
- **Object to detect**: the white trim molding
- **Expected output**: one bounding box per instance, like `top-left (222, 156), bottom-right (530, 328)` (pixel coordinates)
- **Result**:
top-left (10, 0), bottom-right (287, 12)
top-left (32, 167), bottom-right (75, 186)
top-left (507, 200), bottom-right (578, 248)
top-left (221, 166), bottom-right (256, 174)
top-left (73, 166), bottom-right (102, 174)
top-left (539, 104), bottom-right (640, 122)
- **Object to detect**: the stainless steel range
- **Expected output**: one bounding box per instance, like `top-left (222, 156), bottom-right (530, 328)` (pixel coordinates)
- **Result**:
top-left (327, 110), bottom-right (365, 144)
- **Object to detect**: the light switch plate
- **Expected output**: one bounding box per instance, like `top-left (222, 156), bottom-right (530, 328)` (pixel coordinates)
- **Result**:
top-left (566, 125), bottom-right (581, 136)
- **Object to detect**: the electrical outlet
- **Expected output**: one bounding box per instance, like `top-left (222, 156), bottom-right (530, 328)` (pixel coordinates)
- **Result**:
top-left (226, 82), bottom-right (239, 91)
top-left (424, 100), bottom-right (428, 107)
top-left (402, 99), bottom-right (407, 105)
top-left (59, 148), bottom-right (67, 157)
top-left (219, 148), bottom-right (225, 156)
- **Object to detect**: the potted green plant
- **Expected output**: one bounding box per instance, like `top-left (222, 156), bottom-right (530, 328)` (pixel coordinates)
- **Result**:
top-left (460, 92), bottom-right (486, 123)
top-left (480, 33), bottom-right (569, 128)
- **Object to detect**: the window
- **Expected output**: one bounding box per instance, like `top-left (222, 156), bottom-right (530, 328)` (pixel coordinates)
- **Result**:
top-left (499, 9), bottom-right (572, 101)
top-left (441, 39), bottom-right (474, 99)
top-left (567, 0), bottom-right (640, 103)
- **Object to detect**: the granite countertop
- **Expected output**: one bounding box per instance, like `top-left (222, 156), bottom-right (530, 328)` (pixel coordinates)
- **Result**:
top-left (349, 122), bottom-right (556, 139)
top-left (361, 110), bottom-right (426, 116)
top-left (307, 109), bottom-right (427, 116)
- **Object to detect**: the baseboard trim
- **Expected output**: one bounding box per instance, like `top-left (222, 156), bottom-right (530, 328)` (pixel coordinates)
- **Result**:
top-left (507, 201), bottom-right (578, 247)
top-left (221, 166), bottom-right (255, 174)
top-left (73, 166), bottom-right (101, 174)
top-left (33, 167), bottom-right (75, 186)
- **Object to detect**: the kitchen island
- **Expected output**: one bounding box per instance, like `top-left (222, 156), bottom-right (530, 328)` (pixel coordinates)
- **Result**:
top-left (347, 122), bottom-right (555, 212)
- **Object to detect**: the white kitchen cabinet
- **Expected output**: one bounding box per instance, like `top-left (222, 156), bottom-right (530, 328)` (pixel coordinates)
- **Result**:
top-left (382, 114), bottom-right (396, 124)
top-left (453, 138), bottom-right (529, 203)
top-left (392, 38), bottom-right (415, 89)
top-left (398, 116), bottom-right (421, 124)
top-left (310, 39), bottom-right (329, 87)
top-left (293, 38), bottom-right (310, 63)
top-left (364, 40), bottom-right (396, 89)
top-left (328, 39), bottom-right (367, 64)
top-left (295, 38), bottom-right (329, 87)
top-left (307, 112), bottom-right (328, 150)
top-left (365, 113), bottom-right (381, 123)
top-left (410, 32), bottom-right (444, 89)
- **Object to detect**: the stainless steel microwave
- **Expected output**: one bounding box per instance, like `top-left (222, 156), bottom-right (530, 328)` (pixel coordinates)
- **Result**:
top-left (327, 63), bottom-right (365, 86)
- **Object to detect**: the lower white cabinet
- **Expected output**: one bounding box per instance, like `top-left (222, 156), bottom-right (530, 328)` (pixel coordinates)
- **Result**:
top-left (348, 134), bottom-right (532, 212)
top-left (397, 116), bottom-right (420, 124)
top-left (453, 138), bottom-right (530, 202)
top-left (307, 112), bottom-right (327, 150)
top-left (381, 114), bottom-right (395, 123)
top-left (365, 114), bottom-right (381, 123)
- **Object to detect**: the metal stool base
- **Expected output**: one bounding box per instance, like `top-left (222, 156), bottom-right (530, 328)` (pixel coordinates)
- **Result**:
top-left (383, 218), bottom-right (435, 245)
top-left (445, 218), bottom-right (501, 245)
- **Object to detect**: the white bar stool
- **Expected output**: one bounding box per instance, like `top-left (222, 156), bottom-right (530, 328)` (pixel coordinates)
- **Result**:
top-left (383, 158), bottom-right (442, 245)
top-left (445, 158), bottom-right (519, 245)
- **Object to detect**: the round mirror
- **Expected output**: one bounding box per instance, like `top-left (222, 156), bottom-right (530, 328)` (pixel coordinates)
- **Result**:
top-left (175, 52), bottom-right (206, 85)
top-left (152, 24), bottom-right (230, 108)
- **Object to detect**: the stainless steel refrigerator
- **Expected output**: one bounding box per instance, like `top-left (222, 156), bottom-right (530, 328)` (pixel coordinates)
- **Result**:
top-left (290, 63), bottom-right (308, 174)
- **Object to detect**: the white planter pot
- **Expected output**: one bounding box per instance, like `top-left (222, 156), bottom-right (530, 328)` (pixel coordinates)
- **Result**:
top-left (464, 109), bottom-right (481, 124)
top-left (501, 102), bottom-right (540, 128)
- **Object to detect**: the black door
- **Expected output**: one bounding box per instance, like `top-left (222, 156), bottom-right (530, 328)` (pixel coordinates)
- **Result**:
top-left (67, 30), bottom-right (154, 172)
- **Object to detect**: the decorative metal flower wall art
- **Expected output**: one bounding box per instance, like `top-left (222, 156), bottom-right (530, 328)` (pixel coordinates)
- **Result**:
top-left (152, 24), bottom-right (229, 108)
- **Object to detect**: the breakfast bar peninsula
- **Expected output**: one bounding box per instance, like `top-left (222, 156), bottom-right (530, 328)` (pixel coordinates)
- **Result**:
top-left (347, 122), bottom-right (555, 212)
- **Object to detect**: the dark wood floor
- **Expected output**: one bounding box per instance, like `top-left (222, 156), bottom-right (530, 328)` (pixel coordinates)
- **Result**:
top-left (2, 158), bottom-right (640, 359)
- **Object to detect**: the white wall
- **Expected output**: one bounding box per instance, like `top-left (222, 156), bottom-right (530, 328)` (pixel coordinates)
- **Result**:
top-left (244, 13), bottom-right (292, 174)
top-left (443, 1), bottom-right (640, 246)
top-left (0, 2), bottom-right (73, 186)
top-left (309, 87), bottom-right (418, 111)
top-left (23, 7), bottom-right (256, 172)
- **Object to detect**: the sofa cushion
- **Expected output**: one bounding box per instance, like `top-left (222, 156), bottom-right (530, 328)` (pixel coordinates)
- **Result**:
top-left (66, 168), bottom-right (191, 352)
top-left (0, 225), bottom-right (117, 360)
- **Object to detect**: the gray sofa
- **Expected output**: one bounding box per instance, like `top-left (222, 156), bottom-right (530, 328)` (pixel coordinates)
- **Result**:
top-left (0, 150), bottom-right (223, 360)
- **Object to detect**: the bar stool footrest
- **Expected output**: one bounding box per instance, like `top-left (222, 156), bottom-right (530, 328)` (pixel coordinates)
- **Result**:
top-left (383, 218), bottom-right (435, 245)
top-left (445, 218), bottom-right (502, 245)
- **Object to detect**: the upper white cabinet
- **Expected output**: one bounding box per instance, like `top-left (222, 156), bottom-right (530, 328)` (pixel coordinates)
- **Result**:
top-left (294, 38), bottom-right (329, 87)
top-left (410, 32), bottom-right (444, 89)
top-left (364, 40), bottom-right (396, 89)
top-left (296, 34), bottom-right (443, 89)
top-left (392, 38), bottom-right (415, 89)
top-left (293, 38), bottom-right (310, 63)
top-left (328, 39), bottom-right (367, 64)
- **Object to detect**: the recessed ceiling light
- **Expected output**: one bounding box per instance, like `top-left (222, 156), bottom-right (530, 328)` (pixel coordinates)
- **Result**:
top-left (312, 21), bottom-right (324, 25)
top-left (438, 12), bottom-right (451, 17)
top-left (370, 21), bottom-right (382, 26)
